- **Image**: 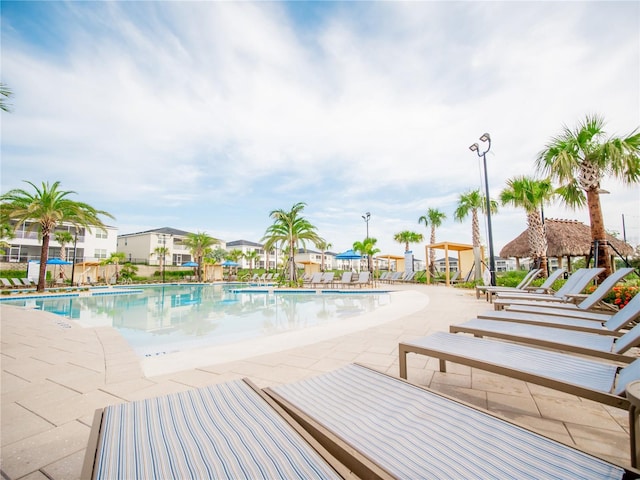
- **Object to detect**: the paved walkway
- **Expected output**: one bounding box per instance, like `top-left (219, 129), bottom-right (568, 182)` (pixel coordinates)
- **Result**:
top-left (0, 284), bottom-right (630, 479)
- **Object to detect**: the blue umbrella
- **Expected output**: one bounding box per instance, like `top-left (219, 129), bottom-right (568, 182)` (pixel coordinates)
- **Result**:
top-left (221, 260), bottom-right (239, 267)
top-left (335, 249), bottom-right (361, 260)
top-left (46, 258), bottom-right (73, 265)
top-left (182, 261), bottom-right (198, 267)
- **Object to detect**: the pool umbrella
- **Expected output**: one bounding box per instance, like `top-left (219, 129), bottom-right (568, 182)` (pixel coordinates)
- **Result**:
top-left (335, 249), bottom-right (362, 272)
top-left (46, 258), bottom-right (73, 265)
top-left (182, 261), bottom-right (198, 267)
top-left (221, 260), bottom-right (240, 267)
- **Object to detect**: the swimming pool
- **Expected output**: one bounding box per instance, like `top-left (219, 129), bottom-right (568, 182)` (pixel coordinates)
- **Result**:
top-left (4, 285), bottom-right (392, 358)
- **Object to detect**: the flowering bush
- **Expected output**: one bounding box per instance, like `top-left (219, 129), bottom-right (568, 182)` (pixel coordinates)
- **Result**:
top-left (585, 284), bottom-right (638, 309)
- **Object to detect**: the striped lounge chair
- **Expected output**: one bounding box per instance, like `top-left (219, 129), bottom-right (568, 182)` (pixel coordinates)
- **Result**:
top-left (475, 288), bottom-right (640, 335)
top-left (399, 332), bottom-right (640, 409)
top-left (81, 380), bottom-right (349, 480)
top-left (265, 364), bottom-right (631, 479)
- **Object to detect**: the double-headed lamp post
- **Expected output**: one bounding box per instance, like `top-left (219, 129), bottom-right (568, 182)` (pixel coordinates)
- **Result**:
top-left (362, 212), bottom-right (371, 239)
top-left (469, 133), bottom-right (496, 286)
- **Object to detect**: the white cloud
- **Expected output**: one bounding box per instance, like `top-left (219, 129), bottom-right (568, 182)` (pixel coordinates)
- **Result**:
top-left (1, 1), bottom-right (638, 257)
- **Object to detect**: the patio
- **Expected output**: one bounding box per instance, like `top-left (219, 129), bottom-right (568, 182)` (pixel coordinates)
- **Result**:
top-left (0, 283), bottom-right (630, 479)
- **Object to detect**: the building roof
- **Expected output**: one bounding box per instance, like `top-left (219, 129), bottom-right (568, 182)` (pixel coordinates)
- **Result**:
top-left (226, 239), bottom-right (263, 247)
top-left (500, 218), bottom-right (633, 258)
top-left (118, 227), bottom-right (192, 238)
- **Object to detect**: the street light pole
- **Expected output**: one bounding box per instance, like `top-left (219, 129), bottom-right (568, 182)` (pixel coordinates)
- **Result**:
top-left (362, 212), bottom-right (371, 272)
top-left (362, 212), bottom-right (370, 239)
top-left (469, 133), bottom-right (496, 286)
top-left (70, 228), bottom-right (78, 286)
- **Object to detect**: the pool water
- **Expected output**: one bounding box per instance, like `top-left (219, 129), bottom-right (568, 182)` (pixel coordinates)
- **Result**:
top-left (6, 285), bottom-right (391, 357)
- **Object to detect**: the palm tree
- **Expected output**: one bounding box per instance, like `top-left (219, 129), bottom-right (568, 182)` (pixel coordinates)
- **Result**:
top-left (262, 202), bottom-right (321, 285)
top-left (315, 239), bottom-right (332, 272)
top-left (0, 181), bottom-right (113, 291)
top-left (183, 232), bottom-right (219, 282)
top-left (0, 83), bottom-right (12, 113)
top-left (151, 246), bottom-right (170, 277)
top-left (243, 250), bottom-right (260, 275)
top-left (54, 230), bottom-right (74, 281)
top-left (454, 189), bottom-right (499, 281)
top-left (418, 208), bottom-right (446, 274)
top-left (352, 237), bottom-right (380, 273)
top-left (393, 230), bottom-right (423, 253)
top-left (106, 252), bottom-right (126, 283)
top-left (500, 176), bottom-right (554, 277)
top-left (537, 114), bottom-right (640, 278)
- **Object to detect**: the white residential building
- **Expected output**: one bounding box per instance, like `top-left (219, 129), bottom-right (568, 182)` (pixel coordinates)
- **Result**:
top-left (117, 227), bottom-right (212, 265)
top-left (1, 221), bottom-right (118, 263)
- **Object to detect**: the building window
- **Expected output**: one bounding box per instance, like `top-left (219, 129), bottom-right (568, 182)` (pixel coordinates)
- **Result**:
top-left (95, 249), bottom-right (107, 259)
top-left (95, 230), bottom-right (108, 239)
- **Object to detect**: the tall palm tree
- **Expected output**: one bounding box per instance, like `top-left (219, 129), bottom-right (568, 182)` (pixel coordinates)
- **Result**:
top-left (537, 114), bottom-right (640, 278)
top-left (393, 231), bottom-right (423, 253)
top-left (262, 202), bottom-right (321, 285)
top-left (151, 246), bottom-right (170, 275)
top-left (315, 239), bottom-right (332, 272)
top-left (418, 208), bottom-right (446, 274)
top-left (242, 250), bottom-right (260, 275)
top-left (54, 231), bottom-right (74, 262)
top-left (454, 189), bottom-right (499, 281)
top-left (500, 176), bottom-right (554, 277)
top-left (352, 237), bottom-right (380, 273)
top-left (54, 230), bottom-right (74, 281)
top-left (0, 181), bottom-right (113, 291)
top-left (184, 232), bottom-right (219, 282)
top-left (0, 83), bottom-right (12, 113)
top-left (104, 252), bottom-right (126, 283)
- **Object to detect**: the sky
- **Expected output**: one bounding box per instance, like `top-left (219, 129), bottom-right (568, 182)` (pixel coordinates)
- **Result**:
top-left (2, 1), bottom-right (639, 258)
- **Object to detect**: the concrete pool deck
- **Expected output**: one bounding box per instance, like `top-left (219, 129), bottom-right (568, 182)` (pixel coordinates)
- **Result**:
top-left (0, 284), bottom-right (631, 479)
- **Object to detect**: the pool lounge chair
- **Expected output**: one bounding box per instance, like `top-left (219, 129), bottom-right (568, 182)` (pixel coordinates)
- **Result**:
top-left (265, 363), bottom-right (631, 479)
top-left (81, 379), bottom-right (350, 480)
top-left (304, 272), bottom-right (323, 287)
top-left (480, 268), bottom-right (564, 303)
top-left (475, 268), bottom-right (542, 299)
top-left (494, 267), bottom-right (633, 312)
top-left (475, 289), bottom-right (640, 336)
top-left (336, 272), bottom-right (354, 288)
top-left (449, 314), bottom-right (640, 364)
top-left (354, 271), bottom-right (371, 287)
top-left (1, 278), bottom-right (19, 289)
top-left (491, 267), bottom-right (603, 309)
top-left (399, 332), bottom-right (640, 409)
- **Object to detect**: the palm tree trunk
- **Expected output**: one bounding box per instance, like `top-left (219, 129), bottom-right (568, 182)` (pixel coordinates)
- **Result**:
top-left (38, 234), bottom-right (50, 292)
top-left (429, 228), bottom-right (436, 275)
top-left (586, 188), bottom-right (612, 280)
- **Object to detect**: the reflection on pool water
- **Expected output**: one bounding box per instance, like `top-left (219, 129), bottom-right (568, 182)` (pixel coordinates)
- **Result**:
top-left (6, 285), bottom-right (391, 357)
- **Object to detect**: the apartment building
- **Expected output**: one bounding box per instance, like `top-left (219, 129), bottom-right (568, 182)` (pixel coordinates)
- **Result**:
top-left (116, 227), bottom-right (206, 265)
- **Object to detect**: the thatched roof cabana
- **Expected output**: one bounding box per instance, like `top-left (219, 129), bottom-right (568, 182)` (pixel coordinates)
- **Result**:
top-left (500, 219), bottom-right (633, 265)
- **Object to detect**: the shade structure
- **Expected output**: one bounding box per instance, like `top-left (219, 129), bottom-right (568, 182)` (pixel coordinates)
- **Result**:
top-left (221, 260), bottom-right (240, 267)
top-left (181, 261), bottom-right (198, 267)
top-left (335, 249), bottom-right (362, 260)
top-left (45, 258), bottom-right (73, 265)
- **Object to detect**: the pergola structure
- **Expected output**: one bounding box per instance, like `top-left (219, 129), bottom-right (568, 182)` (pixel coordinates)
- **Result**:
top-left (424, 242), bottom-right (482, 286)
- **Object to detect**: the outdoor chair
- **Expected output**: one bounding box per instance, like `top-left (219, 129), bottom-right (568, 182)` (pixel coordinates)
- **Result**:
top-left (399, 332), bottom-right (640, 409)
top-left (449, 304), bottom-right (640, 364)
top-left (493, 267), bottom-right (632, 312)
top-left (10, 278), bottom-right (23, 287)
top-left (0, 278), bottom-right (18, 288)
top-left (479, 268), bottom-right (563, 303)
top-left (354, 271), bottom-right (371, 287)
top-left (491, 267), bottom-right (603, 309)
top-left (336, 271), bottom-right (353, 288)
top-left (435, 270), bottom-right (458, 285)
top-left (81, 380), bottom-right (349, 480)
top-left (475, 290), bottom-right (640, 336)
top-left (318, 272), bottom-right (335, 287)
top-left (305, 272), bottom-right (323, 287)
top-left (265, 363), bottom-right (632, 479)
top-left (475, 268), bottom-right (542, 299)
